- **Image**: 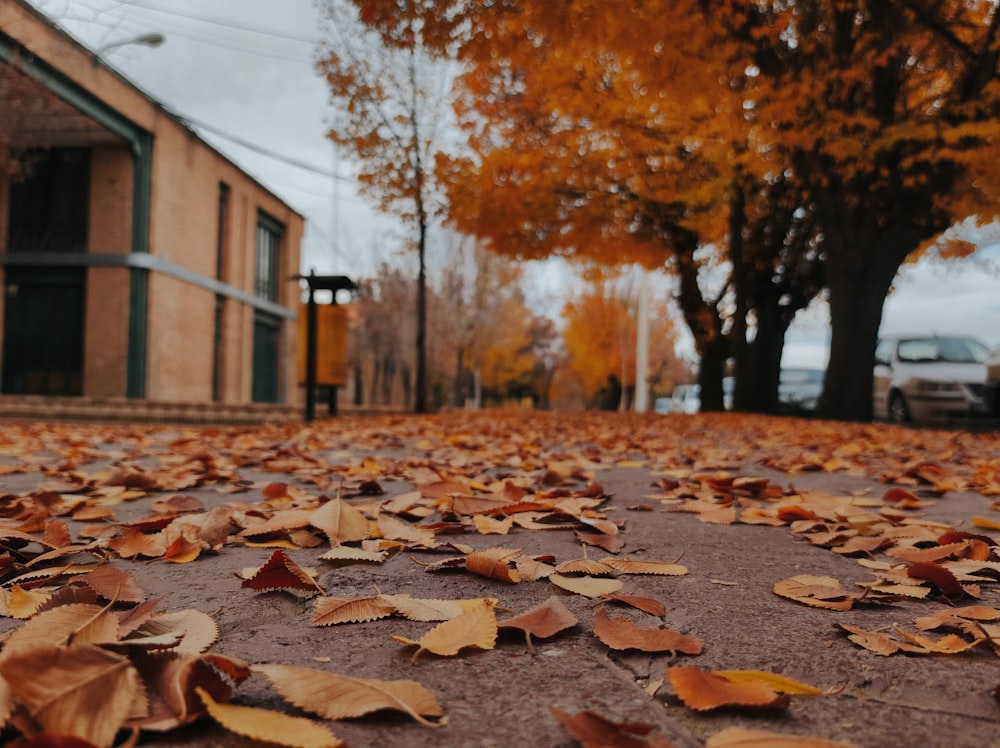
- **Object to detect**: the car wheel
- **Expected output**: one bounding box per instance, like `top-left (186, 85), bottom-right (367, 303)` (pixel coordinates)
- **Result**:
top-left (888, 392), bottom-right (910, 424)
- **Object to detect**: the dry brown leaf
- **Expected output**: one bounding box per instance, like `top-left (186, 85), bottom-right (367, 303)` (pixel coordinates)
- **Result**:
top-left (80, 566), bottom-right (146, 604)
top-left (310, 596), bottom-right (396, 626)
top-left (0, 644), bottom-right (140, 746)
top-left (309, 498), bottom-right (371, 544)
top-left (136, 609), bottom-right (219, 654)
top-left (550, 706), bottom-right (674, 748)
top-left (668, 666), bottom-right (789, 711)
top-left (913, 605), bottom-right (1000, 632)
top-left (773, 575), bottom-right (857, 610)
top-left (574, 529), bottom-right (625, 553)
top-left (600, 594), bottom-right (667, 617)
top-left (195, 686), bottom-right (342, 747)
top-left (498, 596), bottom-right (578, 653)
top-left (0, 604), bottom-right (120, 658)
top-left (514, 555), bottom-right (557, 581)
top-left (379, 595), bottom-right (497, 622)
top-left (466, 547), bottom-right (523, 583)
top-left (471, 514), bottom-right (515, 535)
top-left (376, 514), bottom-right (437, 547)
top-left (549, 572), bottom-right (624, 599)
top-left (555, 559), bottom-right (615, 575)
top-left (592, 608), bottom-right (702, 655)
top-left (600, 557), bottom-right (688, 576)
top-left (42, 519), bottom-right (73, 549)
top-left (108, 528), bottom-right (168, 559)
top-left (390, 600), bottom-right (497, 660)
top-left (252, 664), bottom-right (445, 727)
top-left (238, 508), bottom-right (313, 540)
top-left (705, 726), bottom-right (860, 747)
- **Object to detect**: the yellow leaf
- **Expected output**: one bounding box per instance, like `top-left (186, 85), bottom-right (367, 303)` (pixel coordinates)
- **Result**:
top-left (317, 545), bottom-right (388, 564)
top-left (972, 516), bottom-right (1000, 530)
top-left (391, 600), bottom-right (497, 660)
top-left (713, 670), bottom-right (824, 695)
top-left (472, 514), bottom-right (515, 535)
top-left (252, 664), bottom-right (445, 727)
top-left (549, 572), bottom-right (623, 598)
top-left (4, 585), bottom-right (51, 619)
top-left (195, 687), bottom-right (342, 748)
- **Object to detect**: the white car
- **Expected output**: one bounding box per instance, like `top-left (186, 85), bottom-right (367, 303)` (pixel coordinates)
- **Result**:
top-left (873, 335), bottom-right (997, 425)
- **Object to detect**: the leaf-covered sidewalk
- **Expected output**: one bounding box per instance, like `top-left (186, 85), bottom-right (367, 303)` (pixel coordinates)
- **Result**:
top-left (0, 412), bottom-right (998, 747)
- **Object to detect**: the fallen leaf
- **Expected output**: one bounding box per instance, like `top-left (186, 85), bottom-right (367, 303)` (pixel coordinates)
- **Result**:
top-left (252, 664), bottom-right (445, 727)
top-left (705, 726), bottom-right (860, 747)
top-left (316, 545), bottom-right (388, 564)
top-left (80, 566), bottom-right (147, 604)
top-left (773, 576), bottom-right (857, 611)
top-left (667, 666), bottom-right (789, 711)
top-left (550, 572), bottom-right (623, 598)
top-left (163, 535), bottom-right (202, 564)
top-left (498, 596), bottom-right (578, 653)
top-left (391, 600), bottom-right (497, 660)
top-left (466, 546), bottom-right (523, 582)
top-left (906, 561), bottom-right (966, 597)
top-left (599, 594), bottom-right (667, 617)
top-left (1, 644), bottom-right (140, 746)
top-left (241, 550), bottom-right (323, 596)
top-left (195, 686), bottom-right (342, 748)
top-left (550, 706), bottom-right (673, 748)
top-left (712, 670), bottom-right (824, 695)
top-left (310, 596), bottom-right (396, 626)
top-left (592, 608), bottom-right (702, 655)
top-left (309, 499), bottom-right (371, 544)
top-left (600, 557), bottom-right (688, 576)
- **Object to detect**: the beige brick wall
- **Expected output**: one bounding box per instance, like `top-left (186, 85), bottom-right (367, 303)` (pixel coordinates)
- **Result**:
top-left (83, 266), bottom-right (130, 397)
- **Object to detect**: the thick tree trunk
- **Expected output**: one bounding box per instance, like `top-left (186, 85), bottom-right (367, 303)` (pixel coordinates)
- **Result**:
top-left (697, 336), bottom-right (728, 412)
top-left (735, 307), bottom-right (789, 414)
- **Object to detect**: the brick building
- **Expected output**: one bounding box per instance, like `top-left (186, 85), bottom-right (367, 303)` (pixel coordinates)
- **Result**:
top-left (0, 0), bottom-right (304, 421)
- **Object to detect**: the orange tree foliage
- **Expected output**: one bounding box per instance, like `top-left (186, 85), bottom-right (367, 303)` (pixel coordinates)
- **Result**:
top-left (356, 0), bottom-right (1000, 421)
top-left (558, 273), bottom-right (685, 409)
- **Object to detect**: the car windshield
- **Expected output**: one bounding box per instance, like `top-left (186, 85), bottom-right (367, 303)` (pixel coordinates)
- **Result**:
top-left (897, 337), bottom-right (989, 364)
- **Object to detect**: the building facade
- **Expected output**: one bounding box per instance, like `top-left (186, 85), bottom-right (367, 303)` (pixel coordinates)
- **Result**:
top-left (0, 0), bottom-right (304, 420)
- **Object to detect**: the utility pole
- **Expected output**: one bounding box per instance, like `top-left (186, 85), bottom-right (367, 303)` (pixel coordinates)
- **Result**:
top-left (634, 268), bottom-right (650, 413)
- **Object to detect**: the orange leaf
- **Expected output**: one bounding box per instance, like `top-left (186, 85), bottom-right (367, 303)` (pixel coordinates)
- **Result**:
top-left (773, 575), bottom-right (857, 610)
top-left (0, 604), bottom-right (120, 655)
top-left (252, 664), bottom-right (445, 727)
top-left (550, 706), bottom-right (673, 747)
top-left (592, 608), bottom-right (702, 655)
top-left (466, 546), bottom-right (523, 582)
top-left (135, 609), bottom-right (219, 654)
top-left (80, 566), bottom-right (146, 604)
top-left (668, 666), bottom-right (789, 711)
top-left (390, 600), bottom-right (497, 660)
top-left (498, 596), bottom-right (578, 652)
top-left (600, 594), bottom-right (667, 617)
top-left (241, 550), bottom-right (323, 595)
top-left (379, 595), bottom-right (496, 622)
top-left (163, 535), bottom-right (201, 564)
top-left (195, 686), bottom-right (342, 748)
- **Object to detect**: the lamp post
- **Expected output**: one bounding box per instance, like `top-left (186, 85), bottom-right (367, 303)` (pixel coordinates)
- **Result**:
top-left (95, 33), bottom-right (165, 57)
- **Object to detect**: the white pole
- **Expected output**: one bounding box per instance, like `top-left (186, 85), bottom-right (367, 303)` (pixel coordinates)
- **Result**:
top-left (635, 268), bottom-right (650, 412)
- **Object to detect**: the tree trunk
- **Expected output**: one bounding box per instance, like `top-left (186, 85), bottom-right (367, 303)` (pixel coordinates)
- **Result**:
top-left (697, 336), bottom-right (728, 412)
top-left (415, 216), bottom-right (429, 413)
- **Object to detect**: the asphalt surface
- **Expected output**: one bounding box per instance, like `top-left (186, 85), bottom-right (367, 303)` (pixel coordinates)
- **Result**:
top-left (0, 411), bottom-right (998, 748)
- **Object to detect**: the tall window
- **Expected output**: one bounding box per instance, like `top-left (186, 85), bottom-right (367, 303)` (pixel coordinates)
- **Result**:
top-left (255, 211), bottom-right (283, 301)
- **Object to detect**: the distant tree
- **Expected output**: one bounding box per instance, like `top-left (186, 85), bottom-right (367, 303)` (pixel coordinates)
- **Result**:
top-left (315, 0), bottom-right (459, 413)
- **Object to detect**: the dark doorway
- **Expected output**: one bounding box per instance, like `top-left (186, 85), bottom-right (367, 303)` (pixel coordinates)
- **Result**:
top-left (2, 267), bottom-right (86, 395)
top-left (252, 311), bottom-right (281, 403)
top-left (8, 148), bottom-right (90, 254)
top-left (3, 147), bottom-right (90, 395)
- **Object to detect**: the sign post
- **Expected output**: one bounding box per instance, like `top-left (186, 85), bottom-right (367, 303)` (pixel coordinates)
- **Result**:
top-left (293, 272), bottom-right (357, 422)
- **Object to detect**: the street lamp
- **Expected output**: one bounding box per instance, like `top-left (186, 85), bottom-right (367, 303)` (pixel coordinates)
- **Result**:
top-left (95, 33), bottom-right (165, 57)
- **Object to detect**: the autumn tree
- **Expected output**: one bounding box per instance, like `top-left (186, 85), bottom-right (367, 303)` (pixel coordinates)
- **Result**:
top-left (559, 271), bottom-right (685, 411)
top-left (315, 0), bottom-right (459, 413)
top-left (719, 1), bottom-right (1000, 420)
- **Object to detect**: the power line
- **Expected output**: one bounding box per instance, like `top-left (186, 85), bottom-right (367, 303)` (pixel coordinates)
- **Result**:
top-left (182, 114), bottom-right (356, 184)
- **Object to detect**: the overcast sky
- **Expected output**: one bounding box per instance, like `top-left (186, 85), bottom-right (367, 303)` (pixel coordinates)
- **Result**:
top-left (27, 0), bottom-right (1000, 363)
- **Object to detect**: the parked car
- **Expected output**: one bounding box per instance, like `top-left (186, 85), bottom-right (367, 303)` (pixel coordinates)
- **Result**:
top-left (667, 378), bottom-right (734, 414)
top-left (669, 384), bottom-right (701, 414)
top-left (653, 397), bottom-right (673, 414)
top-left (778, 367), bottom-right (825, 415)
top-left (872, 334), bottom-right (997, 425)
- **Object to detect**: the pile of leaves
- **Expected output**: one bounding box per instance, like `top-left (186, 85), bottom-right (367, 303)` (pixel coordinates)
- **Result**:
top-left (0, 411), bottom-right (997, 746)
